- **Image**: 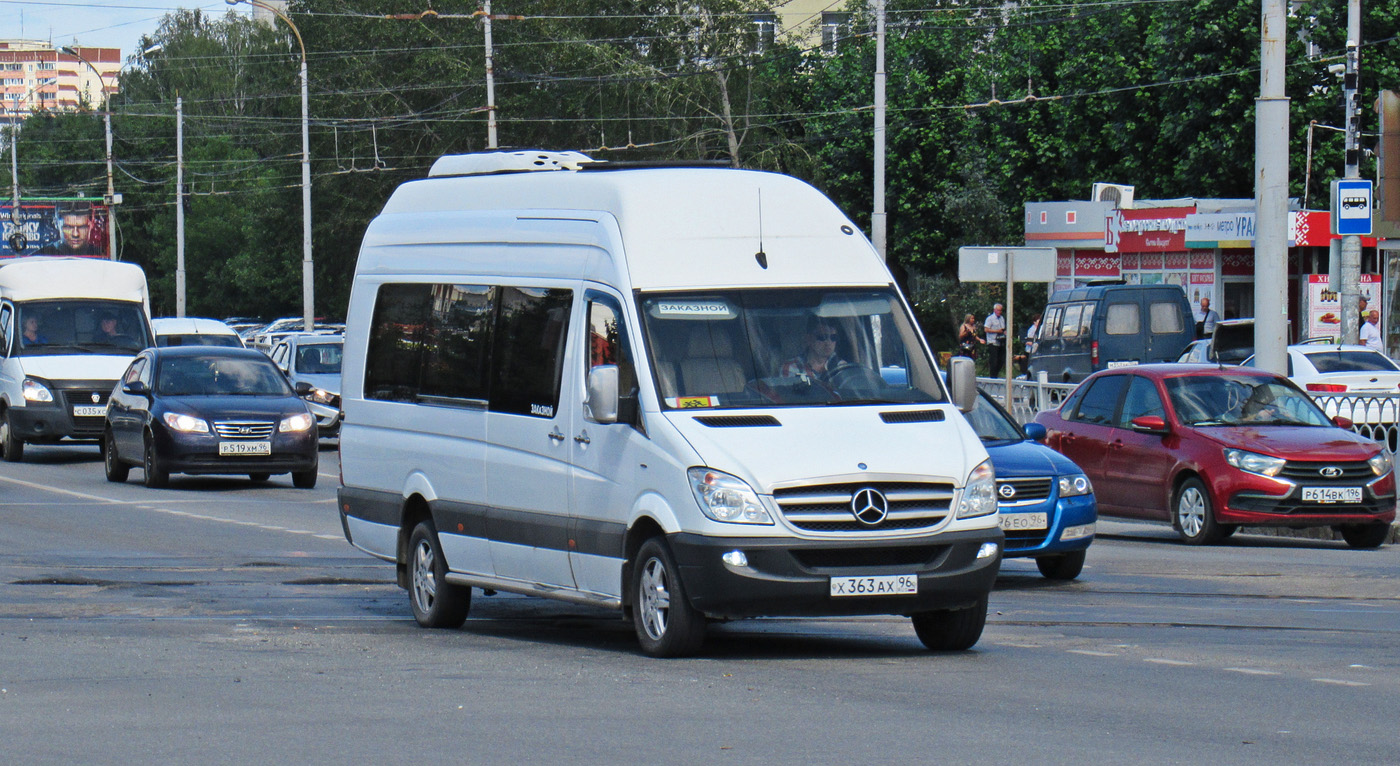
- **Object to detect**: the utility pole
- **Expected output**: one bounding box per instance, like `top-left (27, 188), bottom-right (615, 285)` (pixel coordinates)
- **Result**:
top-left (871, 0), bottom-right (886, 262)
top-left (1253, 0), bottom-right (1289, 375)
top-left (484, 0), bottom-right (498, 149)
top-left (176, 96), bottom-right (185, 318)
top-left (1339, 1), bottom-right (1363, 344)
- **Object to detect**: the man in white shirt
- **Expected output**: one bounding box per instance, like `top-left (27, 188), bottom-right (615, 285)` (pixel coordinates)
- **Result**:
top-left (1198, 297), bottom-right (1220, 338)
top-left (984, 303), bottom-right (1006, 377)
top-left (1361, 310), bottom-right (1383, 351)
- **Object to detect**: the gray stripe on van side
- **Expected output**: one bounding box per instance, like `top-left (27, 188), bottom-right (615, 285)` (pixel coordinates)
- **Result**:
top-left (340, 485), bottom-right (626, 559)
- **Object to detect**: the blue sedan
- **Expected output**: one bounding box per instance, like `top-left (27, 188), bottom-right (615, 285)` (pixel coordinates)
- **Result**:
top-left (966, 391), bottom-right (1097, 579)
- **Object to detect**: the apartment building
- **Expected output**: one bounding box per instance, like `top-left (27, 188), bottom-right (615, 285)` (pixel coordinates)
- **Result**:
top-left (2, 40), bottom-right (120, 127)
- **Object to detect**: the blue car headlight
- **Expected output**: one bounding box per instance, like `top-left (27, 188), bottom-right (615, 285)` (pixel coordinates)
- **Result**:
top-left (1057, 474), bottom-right (1093, 497)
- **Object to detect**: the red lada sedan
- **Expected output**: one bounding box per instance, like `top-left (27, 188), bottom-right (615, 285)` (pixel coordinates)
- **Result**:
top-left (1034, 365), bottom-right (1396, 547)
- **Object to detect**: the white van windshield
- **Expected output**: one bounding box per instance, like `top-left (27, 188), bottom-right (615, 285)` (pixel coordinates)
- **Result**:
top-left (639, 288), bottom-right (946, 409)
top-left (17, 299), bottom-right (150, 356)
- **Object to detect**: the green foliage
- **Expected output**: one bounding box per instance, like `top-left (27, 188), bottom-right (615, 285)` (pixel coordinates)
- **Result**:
top-left (4, 0), bottom-right (1397, 321)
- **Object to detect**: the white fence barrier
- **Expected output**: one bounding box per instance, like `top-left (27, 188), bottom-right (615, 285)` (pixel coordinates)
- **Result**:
top-left (979, 377), bottom-right (1400, 451)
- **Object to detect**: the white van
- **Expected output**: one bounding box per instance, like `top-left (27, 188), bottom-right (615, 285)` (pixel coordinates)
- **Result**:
top-left (338, 151), bottom-right (1002, 656)
top-left (0, 257), bottom-right (153, 461)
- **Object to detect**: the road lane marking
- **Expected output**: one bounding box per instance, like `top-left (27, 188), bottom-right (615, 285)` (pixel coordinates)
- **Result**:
top-left (0, 474), bottom-right (119, 503)
top-left (1067, 650), bottom-right (1117, 657)
top-left (1225, 668), bottom-right (1281, 676)
top-left (1144, 658), bottom-right (1194, 666)
top-left (1312, 678), bottom-right (1369, 687)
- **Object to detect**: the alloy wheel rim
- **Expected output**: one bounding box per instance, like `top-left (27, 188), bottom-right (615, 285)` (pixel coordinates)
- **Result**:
top-left (639, 557), bottom-right (671, 641)
top-left (412, 539), bottom-right (437, 613)
top-left (1179, 487), bottom-right (1205, 537)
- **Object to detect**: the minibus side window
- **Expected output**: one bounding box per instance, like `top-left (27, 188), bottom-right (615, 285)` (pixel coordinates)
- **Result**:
top-left (364, 283), bottom-right (494, 404)
top-left (586, 293), bottom-right (641, 428)
top-left (1060, 304), bottom-right (1084, 339)
top-left (490, 287), bottom-right (573, 418)
top-left (0, 304), bottom-right (10, 356)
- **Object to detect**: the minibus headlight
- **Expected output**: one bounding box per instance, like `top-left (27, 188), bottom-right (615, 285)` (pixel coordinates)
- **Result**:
top-left (688, 468), bottom-right (773, 525)
top-left (22, 378), bottom-right (54, 403)
top-left (308, 387), bottom-right (340, 407)
top-left (957, 460), bottom-right (997, 519)
top-left (279, 412), bottom-right (315, 433)
top-left (1058, 474), bottom-right (1093, 497)
top-left (1223, 448), bottom-right (1286, 478)
top-left (1369, 451), bottom-right (1394, 477)
top-left (162, 412), bottom-right (209, 433)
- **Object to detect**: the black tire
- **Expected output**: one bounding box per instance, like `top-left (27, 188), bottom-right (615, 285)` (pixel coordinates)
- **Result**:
top-left (1035, 550), bottom-right (1086, 580)
top-left (1, 409), bottom-right (25, 463)
top-left (292, 468), bottom-right (317, 489)
top-left (407, 522), bottom-right (470, 629)
top-left (1338, 523), bottom-right (1390, 549)
top-left (1174, 477), bottom-right (1225, 545)
top-left (248, 472), bottom-right (270, 482)
top-left (143, 434), bottom-right (169, 489)
top-left (103, 430), bottom-right (129, 483)
top-left (632, 538), bottom-right (706, 657)
top-left (912, 594), bottom-right (990, 651)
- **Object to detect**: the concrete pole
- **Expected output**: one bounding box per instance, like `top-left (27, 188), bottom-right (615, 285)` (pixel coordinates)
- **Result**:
top-left (484, 0), bottom-right (498, 149)
top-left (300, 57), bottom-right (314, 332)
top-left (1003, 259), bottom-right (1015, 410)
top-left (871, 0), bottom-right (887, 262)
top-left (176, 96), bottom-right (185, 318)
top-left (103, 106), bottom-right (115, 260)
top-left (1253, 0), bottom-right (1290, 375)
top-left (8, 95), bottom-right (17, 232)
top-left (1339, 1), bottom-right (1362, 344)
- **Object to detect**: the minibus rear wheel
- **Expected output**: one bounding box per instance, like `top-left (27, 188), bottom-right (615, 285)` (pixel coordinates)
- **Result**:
top-left (911, 595), bottom-right (988, 651)
top-left (632, 538), bottom-right (705, 658)
top-left (407, 521), bottom-right (470, 629)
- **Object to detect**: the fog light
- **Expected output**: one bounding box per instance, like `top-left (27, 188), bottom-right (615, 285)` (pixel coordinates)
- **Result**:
top-left (721, 550), bottom-right (748, 567)
top-left (976, 542), bottom-right (999, 560)
top-left (1061, 523), bottom-right (1095, 542)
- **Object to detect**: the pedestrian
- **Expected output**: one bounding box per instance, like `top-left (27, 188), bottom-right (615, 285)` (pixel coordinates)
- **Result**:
top-left (1197, 297), bottom-right (1220, 338)
top-left (957, 314), bottom-right (983, 359)
top-left (1361, 310), bottom-right (1383, 352)
top-left (984, 303), bottom-right (1006, 378)
top-left (1018, 313), bottom-right (1042, 377)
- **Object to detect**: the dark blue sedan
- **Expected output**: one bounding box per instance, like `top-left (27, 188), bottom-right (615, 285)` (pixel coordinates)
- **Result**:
top-left (102, 346), bottom-right (319, 488)
top-left (966, 391), bottom-right (1097, 579)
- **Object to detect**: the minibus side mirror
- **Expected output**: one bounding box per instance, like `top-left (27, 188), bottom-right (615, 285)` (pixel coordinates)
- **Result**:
top-left (585, 365), bottom-right (619, 424)
top-left (948, 356), bottom-right (977, 413)
top-left (294, 381), bottom-right (314, 397)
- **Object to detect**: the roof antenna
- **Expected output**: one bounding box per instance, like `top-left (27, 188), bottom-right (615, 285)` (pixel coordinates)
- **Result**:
top-left (754, 188), bottom-right (768, 269)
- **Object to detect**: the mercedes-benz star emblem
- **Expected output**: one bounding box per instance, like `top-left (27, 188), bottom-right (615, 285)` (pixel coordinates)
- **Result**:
top-left (850, 487), bottom-right (889, 526)
top-left (998, 483), bottom-right (1017, 499)
top-left (1320, 466), bottom-right (1343, 478)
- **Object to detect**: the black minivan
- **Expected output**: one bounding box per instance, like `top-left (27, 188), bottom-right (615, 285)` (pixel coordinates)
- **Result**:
top-left (1029, 283), bottom-right (1195, 382)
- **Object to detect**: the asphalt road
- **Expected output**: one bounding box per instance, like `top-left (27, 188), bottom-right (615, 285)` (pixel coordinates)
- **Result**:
top-left (2, 443), bottom-right (1397, 765)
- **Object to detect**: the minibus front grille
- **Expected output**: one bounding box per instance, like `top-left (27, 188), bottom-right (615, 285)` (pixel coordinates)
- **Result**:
top-left (773, 481), bottom-right (955, 533)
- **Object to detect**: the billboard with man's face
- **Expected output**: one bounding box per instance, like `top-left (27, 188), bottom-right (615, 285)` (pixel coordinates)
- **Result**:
top-left (1, 199), bottom-right (110, 258)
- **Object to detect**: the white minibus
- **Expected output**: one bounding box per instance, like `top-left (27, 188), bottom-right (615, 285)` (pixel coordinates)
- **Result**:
top-left (0, 256), bottom-right (153, 461)
top-left (337, 151), bottom-right (1001, 656)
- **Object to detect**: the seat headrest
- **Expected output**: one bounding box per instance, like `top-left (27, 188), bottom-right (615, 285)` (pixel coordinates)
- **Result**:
top-left (687, 328), bottom-right (733, 357)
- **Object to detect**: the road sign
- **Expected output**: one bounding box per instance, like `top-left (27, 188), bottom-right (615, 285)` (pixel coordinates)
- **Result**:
top-left (1331, 179), bottom-right (1373, 236)
top-left (957, 247), bottom-right (1057, 283)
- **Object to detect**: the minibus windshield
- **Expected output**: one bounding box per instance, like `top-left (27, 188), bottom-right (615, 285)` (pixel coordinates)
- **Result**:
top-left (639, 288), bottom-right (947, 410)
top-left (16, 300), bottom-right (151, 357)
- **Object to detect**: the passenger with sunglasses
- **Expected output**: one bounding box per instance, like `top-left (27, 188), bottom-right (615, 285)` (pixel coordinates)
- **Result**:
top-left (779, 317), bottom-right (848, 383)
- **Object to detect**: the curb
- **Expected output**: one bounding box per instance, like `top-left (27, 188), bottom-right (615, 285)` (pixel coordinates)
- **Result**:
top-left (1239, 521), bottom-right (1400, 545)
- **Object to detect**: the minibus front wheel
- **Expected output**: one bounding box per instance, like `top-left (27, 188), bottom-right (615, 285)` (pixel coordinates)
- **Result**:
top-left (407, 521), bottom-right (470, 629)
top-left (632, 537), bottom-right (706, 658)
top-left (911, 594), bottom-right (989, 651)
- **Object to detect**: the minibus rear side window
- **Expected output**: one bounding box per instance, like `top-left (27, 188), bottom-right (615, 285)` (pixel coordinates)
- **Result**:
top-left (364, 283), bottom-right (493, 404)
top-left (490, 287), bottom-right (573, 418)
top-left (1105, 303), bottom-right (1140, 335)
top-left (1060, 304), bottom-right (1084, 339)
top-left (1149, 301), bottom-right (1185, 334)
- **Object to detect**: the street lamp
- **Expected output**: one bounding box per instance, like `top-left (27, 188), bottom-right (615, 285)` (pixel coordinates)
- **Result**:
top-left (226, 0), bottom-right (314, 332)
top-left (60, 47), bottom-right (118, 260)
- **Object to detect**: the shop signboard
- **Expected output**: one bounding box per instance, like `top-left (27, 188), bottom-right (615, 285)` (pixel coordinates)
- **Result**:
top-left (1307, 273), bottom-right (1381, 341)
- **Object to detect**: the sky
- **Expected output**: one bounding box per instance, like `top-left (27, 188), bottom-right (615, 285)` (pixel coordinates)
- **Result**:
top-left (1, 0), bottom-right (238, 56)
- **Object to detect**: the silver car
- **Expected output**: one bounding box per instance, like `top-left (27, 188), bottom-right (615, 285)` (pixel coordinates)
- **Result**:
top-left (269, 333), bottom-right (343, 437)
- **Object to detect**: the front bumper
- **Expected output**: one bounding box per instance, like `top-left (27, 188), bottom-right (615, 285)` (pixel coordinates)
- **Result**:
top-left (666, 526), bottom-right (1003, 620)
top-left (6, 380), bottom-right (117, 441)
top-left (306, 401), bottom-right (341, 437)
top-left (153, 427), bottom-right (319, 476)
top-left (999, 493), bottom-right (1097, 557)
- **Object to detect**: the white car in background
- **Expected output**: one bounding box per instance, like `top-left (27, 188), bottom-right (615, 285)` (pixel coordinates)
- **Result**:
top-left (151, 317), bottom-right (245, 348)
top-left (1245, 344), bottom-right (1400, 446)
top-left (269, 333), bottom-right (343, 437)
